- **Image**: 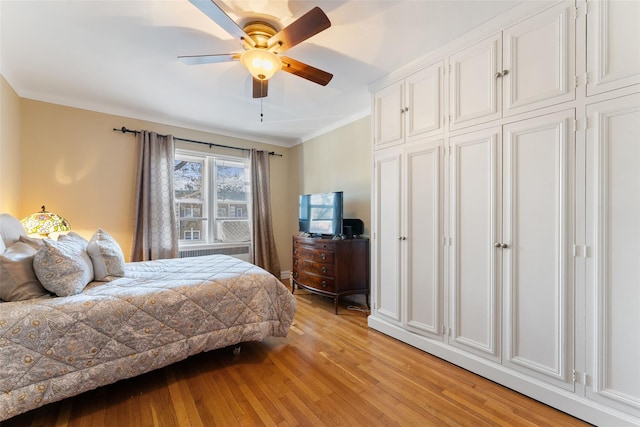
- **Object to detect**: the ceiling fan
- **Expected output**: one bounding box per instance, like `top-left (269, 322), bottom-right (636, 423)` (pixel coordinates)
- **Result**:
top-left (179, 0), bottom-right (333, 98)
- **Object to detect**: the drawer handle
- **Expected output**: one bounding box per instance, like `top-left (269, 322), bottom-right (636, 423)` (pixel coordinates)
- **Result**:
top-left (321, 267), bottom-right (327, 273)
top-left (321, 254), bottom-right (326, 260)
top-left (321, 281), bottom-right (327, 288)
top-left (294, 248), bottom-right (297, 254)
top-left (294, 272), bottom-right (298, 278)
top-left (294, 260), bottom-right (298, 265)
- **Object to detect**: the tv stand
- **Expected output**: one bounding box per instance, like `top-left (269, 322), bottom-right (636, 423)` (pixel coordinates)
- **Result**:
top-left (292, 235), bottom-right (370, 314)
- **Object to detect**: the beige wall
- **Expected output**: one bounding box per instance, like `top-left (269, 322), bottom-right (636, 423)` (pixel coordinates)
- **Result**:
top-left (18, 99), bottom-right (294, 263)
top-left (290, 116), bottom-right (372, 235)
top-left (4, 76), bottom-right (371, 276)
top-left (0, 75), bottom-right (22, 215)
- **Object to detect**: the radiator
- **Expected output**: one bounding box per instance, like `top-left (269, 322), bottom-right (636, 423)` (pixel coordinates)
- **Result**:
top-left (179, 245), bottom-right (251, 262)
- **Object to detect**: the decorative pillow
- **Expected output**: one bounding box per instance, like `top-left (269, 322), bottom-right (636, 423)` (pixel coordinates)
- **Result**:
top-left (58, 231), bottom-right (89, 247)
top-left (87, 228), bottom-right (125, 281)
top-left (33, 236), bottom-right (94, 297)
top-left (19, 235), bottom-right (48, 250)
top-left (0, 213), bottom-right (27, 248)
top-left (0, 242), bottom-right (51, 301)
top-left (0, 237), bottom-right (5, 254)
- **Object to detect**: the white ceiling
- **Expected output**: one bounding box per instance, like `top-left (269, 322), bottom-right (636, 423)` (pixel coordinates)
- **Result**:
top-left (0, 0), bottom-right (521, 147)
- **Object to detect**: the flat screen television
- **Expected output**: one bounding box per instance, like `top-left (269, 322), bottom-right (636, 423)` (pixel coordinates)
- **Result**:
top-left (298, 191), bottom-right (343, 236)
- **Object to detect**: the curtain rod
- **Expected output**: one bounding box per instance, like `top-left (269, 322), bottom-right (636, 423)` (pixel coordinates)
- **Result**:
top-left (112, 127), bottom-right (282, 157)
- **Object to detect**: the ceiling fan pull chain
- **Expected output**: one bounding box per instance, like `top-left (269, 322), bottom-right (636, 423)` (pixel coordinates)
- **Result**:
top-left (260, 83), bottom-right (264, 122)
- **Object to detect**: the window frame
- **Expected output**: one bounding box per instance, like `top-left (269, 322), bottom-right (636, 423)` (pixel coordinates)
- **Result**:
top-left (174, 148), bottom-right (252, 252)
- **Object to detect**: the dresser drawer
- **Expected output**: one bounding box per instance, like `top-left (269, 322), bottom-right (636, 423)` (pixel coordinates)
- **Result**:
top-left (292, 270), bottom-right (335, 292)
top-left (292, 246), bottom-right (334, 264)
top-left (293, 257), bottom-right (334, 277)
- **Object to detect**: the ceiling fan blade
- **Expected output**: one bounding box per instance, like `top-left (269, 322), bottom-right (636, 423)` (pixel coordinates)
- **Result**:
top-left (280, 56), bottom-right (333, 86)
top-left (188, 0), bottom-right (255, 48)
top-left (178, 53), bottom-right (240, 65)
top-left (268, 7), bottom-right (330, 53)
top-left (253, 78), bottom-right (268, 98)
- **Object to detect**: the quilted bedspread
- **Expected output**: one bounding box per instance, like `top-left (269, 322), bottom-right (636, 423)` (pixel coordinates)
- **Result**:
top-left (0, 255), bottom-right (296, 421)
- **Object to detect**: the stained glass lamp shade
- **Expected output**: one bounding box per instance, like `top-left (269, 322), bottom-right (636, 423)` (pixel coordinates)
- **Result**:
top-left (21, 206), bottom-right (70, 236)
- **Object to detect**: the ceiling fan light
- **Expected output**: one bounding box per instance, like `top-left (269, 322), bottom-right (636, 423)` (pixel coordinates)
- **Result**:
top-left (241, 49), bottom-right (282, 80)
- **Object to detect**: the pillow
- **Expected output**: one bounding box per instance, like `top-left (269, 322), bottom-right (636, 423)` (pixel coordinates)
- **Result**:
top-left (33, 236), bottom-right (94, 297)
top-left (58, 231), bottom-right (89, 247)
top-left (19, 235), bottom-right (48, 250)
top-left (0, 242), bottom-right (51, 301)
top-left (0, 237), bottom-right (5, 254)
top-left (0, 213), bottom-right (27, 248)
top-left (87, 229), bottom-right (125, 281)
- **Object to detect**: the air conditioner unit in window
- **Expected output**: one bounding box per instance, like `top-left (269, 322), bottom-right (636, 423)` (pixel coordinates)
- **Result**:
top-left (217, 220), bottom-right (251, 242)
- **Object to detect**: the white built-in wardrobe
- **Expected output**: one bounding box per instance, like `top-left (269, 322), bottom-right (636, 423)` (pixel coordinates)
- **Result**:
top-left (368, 1), bottom-right (640, 425)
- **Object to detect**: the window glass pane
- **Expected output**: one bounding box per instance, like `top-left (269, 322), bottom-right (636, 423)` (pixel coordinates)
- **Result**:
top-left (215, 160), bottom-right (248, 202)
top-left (174, 159), bottom-right (203, 200)
top-left (179, 218), bottom-right (205, 241)
top-left (175, 158), bottom-right (206, 242)
top-left (214, 159), bottom-right (250, 243)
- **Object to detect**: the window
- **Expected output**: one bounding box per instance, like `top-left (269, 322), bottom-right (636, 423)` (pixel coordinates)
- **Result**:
top-left (174, 150), bottom-right (251, 247)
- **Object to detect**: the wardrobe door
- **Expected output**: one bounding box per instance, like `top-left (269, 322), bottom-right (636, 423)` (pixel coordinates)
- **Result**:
top-left (587, 0), bottom-right (640, 96)
top-left (502, 1), bottom-right (575, 117)
top-left (405, 62), bottom-right (444, 142)
top-left (449, 128), bottom-right (502, 362)
top-left (502, 109), bottom-right (575, 390)
top-left (372, 149), bottom-right (403, 323)
top-left (373, 81), bottom-right (405, 150)
top-left (586, 93), bottom-right (640, 417)
top-left (449, 34), bottom-right (503, 131)
top-left (404, 139), bottom-right (444, 339)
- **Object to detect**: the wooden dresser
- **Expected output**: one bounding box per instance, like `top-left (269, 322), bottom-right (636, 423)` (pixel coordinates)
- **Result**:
top-left (292, 235), bottom-right (370, 314)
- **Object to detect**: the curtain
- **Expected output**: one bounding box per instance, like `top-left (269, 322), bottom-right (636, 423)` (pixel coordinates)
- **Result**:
top-left (131, 131), bottom-right (178, 261)
top-left (251, 149), bottom-right (280, 277)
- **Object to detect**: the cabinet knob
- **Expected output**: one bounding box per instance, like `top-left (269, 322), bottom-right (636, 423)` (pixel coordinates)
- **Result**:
top-left (495, 72), bottom-right (503, 78)
top-left (321, 281), bottom-right (327, 287)
top-left (294, 272), bottom-right (298, 278)
top-left (494, 242), bottom-right (501, 248)
top-left (321, 267), bottom-right (327, 273)
top-left (321, 253), bottom-right (326, 260)
top-left (294, 260), bottom-right (298, 265)
top-left (501, 69), bottom-right (509, 76)
top-left (501, 243), bottom-right (509, 249)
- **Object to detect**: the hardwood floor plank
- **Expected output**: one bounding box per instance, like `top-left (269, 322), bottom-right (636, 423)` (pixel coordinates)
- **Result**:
top-left (2, 292), bottom-right (591, 426)
top-left (164, 367), bottom-right (204, 427)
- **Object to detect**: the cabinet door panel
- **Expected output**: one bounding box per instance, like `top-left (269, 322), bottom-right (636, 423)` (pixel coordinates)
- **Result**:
top-left (586, 93), bottom-right (640, 416)
top-left (406, 63), bottom-right (443, 141)
top-left (373, 150), bottom-right (402, 322)
top-left (374, 82), bottom-right (404, 150)
top-left (450, 128), bottom-right (501, 361)
top-left (502, 110), bottom-right (575, 390)
top-left (404, 141), bottom-right (443, 338)
top-left (449, 34), bottom-right (502, 131)
top-left (587, 0), bottom-right (640, 96)
top-left (503, 1), bottom-right (575, 117)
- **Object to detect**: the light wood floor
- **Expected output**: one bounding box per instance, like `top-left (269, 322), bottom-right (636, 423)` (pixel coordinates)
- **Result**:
top-left (3, 290), bottom-right (591, 427)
